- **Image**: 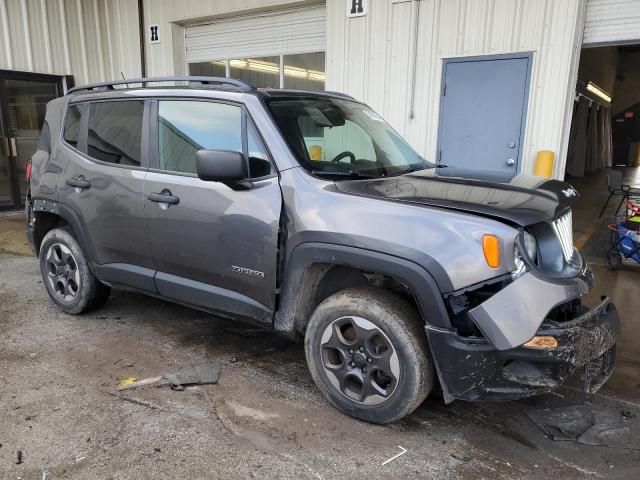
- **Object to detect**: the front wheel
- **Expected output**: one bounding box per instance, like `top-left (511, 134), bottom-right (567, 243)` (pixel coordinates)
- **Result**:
top-left (304, 287), bottom-right (434, 423)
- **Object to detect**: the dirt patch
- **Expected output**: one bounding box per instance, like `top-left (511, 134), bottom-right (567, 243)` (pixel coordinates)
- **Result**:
top-left (0, 214), bottom-right (32, 256)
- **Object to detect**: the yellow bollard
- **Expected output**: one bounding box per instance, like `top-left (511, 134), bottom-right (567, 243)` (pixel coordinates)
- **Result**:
top-left (534, 150), bottom-right (554, 178)
top-left (309, 145), bottom-right (322, 161)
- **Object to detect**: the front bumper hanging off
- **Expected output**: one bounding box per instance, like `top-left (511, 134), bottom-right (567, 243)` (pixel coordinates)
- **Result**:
top-left (426, 293), bottom-right (620, 403)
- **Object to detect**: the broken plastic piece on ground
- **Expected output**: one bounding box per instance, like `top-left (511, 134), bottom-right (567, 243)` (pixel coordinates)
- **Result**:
top-left (117, 362), bottom-right (221, 391)
top-left (163, 363), bottom-right (221, 390)
top-left (526, 404), bottom-right (640, 449)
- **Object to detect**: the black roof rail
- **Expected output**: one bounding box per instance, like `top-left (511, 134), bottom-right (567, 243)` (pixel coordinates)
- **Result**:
top-left (67, 76), bottom-right (255, 95)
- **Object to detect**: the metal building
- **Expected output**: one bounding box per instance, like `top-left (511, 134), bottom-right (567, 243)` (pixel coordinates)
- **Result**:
top-left (1, 0), bottom-right (639, 210)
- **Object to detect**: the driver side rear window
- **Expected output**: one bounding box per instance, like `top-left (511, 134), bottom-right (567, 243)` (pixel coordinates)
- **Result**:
top-left (87, 101), bottom-right (144, 166)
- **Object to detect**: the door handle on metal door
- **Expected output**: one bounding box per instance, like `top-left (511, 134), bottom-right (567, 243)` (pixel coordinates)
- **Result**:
top-left (506, 158), bottom-right (515, 166)
top-left (66, 176), bottom-right (91, 189)
top-left (147, 191), bottom-right (180, 205)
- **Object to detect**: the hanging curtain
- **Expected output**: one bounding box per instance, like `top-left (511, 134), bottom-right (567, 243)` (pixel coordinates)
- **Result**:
top-left (603, 107), bottom-right (613, 168)
top-left (567, 96), bottom-right (589, 177)
top-left (585, 103), bottom-right (599, 174)
top-left (597, 105), bottom-right (607, 170)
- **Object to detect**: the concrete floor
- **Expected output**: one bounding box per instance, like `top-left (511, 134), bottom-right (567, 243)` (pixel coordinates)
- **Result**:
top-left (0, 211), bottom-right (31, 257)
top-left (1, 171), bottom-right (639, 479)
top-left (570, 167), bottom-right (640, 404)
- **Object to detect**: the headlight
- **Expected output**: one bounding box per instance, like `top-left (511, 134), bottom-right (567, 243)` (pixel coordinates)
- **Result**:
top-left (513, 231), bottom-right (537, 279)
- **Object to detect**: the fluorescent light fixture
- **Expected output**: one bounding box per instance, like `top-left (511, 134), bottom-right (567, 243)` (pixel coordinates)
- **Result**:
top-left (586, 81), bottom-right (612, 103)
top-left (246, 60), bottom-right (279, 74)
top-left (229, 59), bottom-right (248, 68)
top-left (203, 58), bottom-right (326, 83)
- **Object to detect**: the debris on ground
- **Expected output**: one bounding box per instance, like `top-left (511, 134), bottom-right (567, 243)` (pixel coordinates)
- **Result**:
top-left (527, 405), bottom-right (640, 449)
top-left (381, 446), bottom-right (407, 466)
top-left (118, 377), bottom-right (139, 388)
top-left (164, 363), bottom-right (221, 391)
top-left (16, 450), bottom-right (23, 464)
top-left (117, 362), bottom-right (221, 391)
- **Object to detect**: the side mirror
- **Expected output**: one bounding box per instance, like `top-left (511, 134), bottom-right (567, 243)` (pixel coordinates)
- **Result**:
top-left (196, 149), bottom-right (248, 185)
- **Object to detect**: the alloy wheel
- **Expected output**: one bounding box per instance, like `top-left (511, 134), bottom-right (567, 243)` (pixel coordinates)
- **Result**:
top-left (45, 243), bottom-right (81, 302)
top-left (320, 316), bottom-right (400, 405)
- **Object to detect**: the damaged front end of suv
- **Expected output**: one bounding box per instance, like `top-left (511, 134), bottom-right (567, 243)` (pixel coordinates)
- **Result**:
top-left (424, 185), bottom-right (620, 403)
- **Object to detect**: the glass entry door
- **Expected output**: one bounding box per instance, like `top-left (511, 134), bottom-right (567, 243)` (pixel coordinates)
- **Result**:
top-left (0, 73), bottom-right (62, 209)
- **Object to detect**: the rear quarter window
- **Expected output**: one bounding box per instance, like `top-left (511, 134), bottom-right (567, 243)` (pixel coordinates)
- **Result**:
top-left (38, 121), bottom-right (51, 153)
top-left (63, 105), bottom-right (82, 148)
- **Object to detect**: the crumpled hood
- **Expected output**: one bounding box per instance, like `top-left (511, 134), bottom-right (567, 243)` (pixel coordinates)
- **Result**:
top-left (333, 168), bottom-right (579, 226)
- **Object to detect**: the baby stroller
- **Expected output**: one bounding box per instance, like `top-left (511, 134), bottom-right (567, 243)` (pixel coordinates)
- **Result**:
top-left (606, 200), bottom-right (640, 270)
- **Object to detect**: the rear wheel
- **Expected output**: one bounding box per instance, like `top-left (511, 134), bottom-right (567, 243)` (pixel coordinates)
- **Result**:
top-left (39, 227), bottom-right (110, 314)
top-left (305, 287), bottom-right (434, 423)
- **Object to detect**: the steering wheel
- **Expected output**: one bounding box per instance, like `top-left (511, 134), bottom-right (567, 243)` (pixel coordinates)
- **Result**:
top-left (330, 151), bottom-right (356, 163)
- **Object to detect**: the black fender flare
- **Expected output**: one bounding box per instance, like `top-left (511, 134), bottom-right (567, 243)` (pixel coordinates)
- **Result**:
top-left (32, 198), bottom-right (98, 267)
top-left (273, 242), bottom-right (452, 337)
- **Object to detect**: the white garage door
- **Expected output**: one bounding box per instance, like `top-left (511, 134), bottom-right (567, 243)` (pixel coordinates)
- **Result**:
top-left (185, 4), bottom-right (326, 63)
top-left (583, 0), bottom-right (640, 46)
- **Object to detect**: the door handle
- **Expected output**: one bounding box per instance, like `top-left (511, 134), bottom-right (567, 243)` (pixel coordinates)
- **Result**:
top-left (506, 158), bottom-right (515, 166)
top-left (66, 176), bottom-right (91, 189)
top-left (148, 191), bottom-right (179, 205)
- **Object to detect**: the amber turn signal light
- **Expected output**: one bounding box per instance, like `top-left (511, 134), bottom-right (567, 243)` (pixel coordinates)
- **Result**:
top-left (523, 336), bottom-right (558, 350)
top-left (482, 234), bottom-right (500, 268)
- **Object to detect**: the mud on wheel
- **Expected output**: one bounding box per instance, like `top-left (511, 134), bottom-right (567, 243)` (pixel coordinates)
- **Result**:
top-left (304, 287), bottom-right (434, 424)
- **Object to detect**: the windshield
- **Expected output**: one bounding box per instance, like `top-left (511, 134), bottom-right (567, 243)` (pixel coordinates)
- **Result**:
top-left (266, 96), bottom-right (433, 178)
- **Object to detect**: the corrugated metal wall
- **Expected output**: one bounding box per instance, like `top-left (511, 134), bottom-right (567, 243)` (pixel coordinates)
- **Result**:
top-left (584, 0), bottom-right (640, 46)
top-left (326, 0), bottom-right (587, 178)
top-left (0, 0), bottom-right (141, 85)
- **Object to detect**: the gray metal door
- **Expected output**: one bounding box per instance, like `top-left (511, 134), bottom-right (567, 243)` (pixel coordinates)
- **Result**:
top-left (437, 54), bottom-right (531, 174)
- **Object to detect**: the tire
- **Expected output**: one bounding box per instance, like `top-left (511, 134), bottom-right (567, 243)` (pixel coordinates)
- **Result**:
top-left (304, 287), bottom-right (434, 424)
top-left (39, 227), bottom-right (110, 314)
top-left (605, 251), bottom-right (623, 271)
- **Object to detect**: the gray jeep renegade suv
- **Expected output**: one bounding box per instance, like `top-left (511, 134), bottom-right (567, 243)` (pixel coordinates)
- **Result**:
top-left (26, 77), bottom-right (620, 423)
